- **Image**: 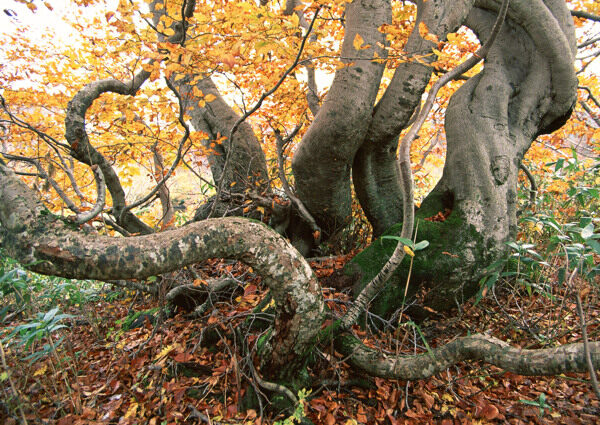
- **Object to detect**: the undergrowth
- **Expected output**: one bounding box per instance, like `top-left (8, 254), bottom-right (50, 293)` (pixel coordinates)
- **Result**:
top-left (0, 153), bottom-right (598, 424)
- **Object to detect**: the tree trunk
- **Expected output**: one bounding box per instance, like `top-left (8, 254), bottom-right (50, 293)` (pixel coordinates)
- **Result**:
top-left (292, 0), bottom-right (390, 238)
top-left (0, 163), bottom-right (324, 380)
top-left (353, 0), bottom-right (475, 237)
top-left (348, 0), bottom-right (577, 315)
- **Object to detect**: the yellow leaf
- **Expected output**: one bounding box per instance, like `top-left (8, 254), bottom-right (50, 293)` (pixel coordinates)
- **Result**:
top-left (447, 32), bottom-right (457, 43)
top-left (353, 33), bottom-right (364, 51)
top-left (204, 93), bottom-right (217, 103)
top-left (403, 245), bottom-right (415, 257)
top-left (125, 402), bottom-right (138, 418)
top-left (261, 298), bottom-right (275, 312)
top-left (34, 365), bottom-right (47, 376)
top-left (418, 22), bottom-right (429, 38)
top-left (155, 344), bottom-right (174, 361)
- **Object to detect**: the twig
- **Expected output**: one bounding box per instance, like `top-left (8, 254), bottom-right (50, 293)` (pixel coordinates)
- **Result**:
top-left (273, 125), bottom-right (321, 243)
top-left (575, 290), bottom-right (600, 399)
top-left (0, 340), bottom-right (28, 424)
top-left (209, 7), bottom-right (321, 217)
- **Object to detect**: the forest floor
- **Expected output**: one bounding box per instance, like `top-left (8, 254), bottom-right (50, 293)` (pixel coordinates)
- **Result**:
top-left (1, 253), bottom-right (599, 425)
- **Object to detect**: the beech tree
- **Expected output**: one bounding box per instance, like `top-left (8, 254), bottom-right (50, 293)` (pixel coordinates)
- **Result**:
top-left (1, 0), bottom-right (599, 394)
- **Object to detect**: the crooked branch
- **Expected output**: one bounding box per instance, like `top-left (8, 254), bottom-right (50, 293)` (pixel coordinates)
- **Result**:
top-left (340, 0), bottom-right (510, 330)
top-left (210, 7), bottom-right (321, 217)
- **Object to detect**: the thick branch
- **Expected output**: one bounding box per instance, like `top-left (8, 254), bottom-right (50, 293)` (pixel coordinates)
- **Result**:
top-left (342, 0), bottom-right (509, 330)
top-left (0, 163), bottom-right (325, 377)
top-left (336, 333), bottom-right (600, 380)
top-left (65, 68), bottom-right (154, 234)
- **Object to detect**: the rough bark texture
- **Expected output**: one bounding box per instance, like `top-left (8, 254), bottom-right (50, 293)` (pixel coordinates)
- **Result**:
top-left (337, 333), bottom-right (600, 380)
top-left (347, 0), bottom-right (577, 314)
top-left (0, 164), bottom-right (325, 380)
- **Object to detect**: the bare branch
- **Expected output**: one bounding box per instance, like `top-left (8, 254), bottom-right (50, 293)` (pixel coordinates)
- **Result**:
top-left (571, 9), bottom-right (600, 22)
top-left (210, 6), bottom-right (321, 217)
top-left (273, 125), bottom-right (321, 244)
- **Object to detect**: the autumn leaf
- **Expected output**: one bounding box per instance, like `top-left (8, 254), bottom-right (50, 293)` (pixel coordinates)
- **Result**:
top-left (352, 33), bottom-right (370, 50)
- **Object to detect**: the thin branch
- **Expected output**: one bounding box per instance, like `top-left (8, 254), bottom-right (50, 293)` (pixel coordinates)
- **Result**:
top-left (517, 163), bottom-right (537, 215)
top-left (0, 94), bottom-right (70, 151)
top-left (571, 9), bottom-right (600, 22)
top-left (579, 34), bottom-right (600, 49)
top-left (284, 0), bottom-right (321, 116)
top-left (579, 86), bottom-right (600, 108)
top-left (273, 124), bottom-right (321, 243)
top-left (74, 164), bottom-right (106, 224)
top-left (341, 0), bottom-right (510, 330)
top-left (580, 100), bottom-right (600, 127)
top-left (118, 77), bottom-right (190, 220)
top-left (575, 290), bottom-right (600, 399)
top-left (1, 153), bottom-right (79, 213)
top-left (210, 7), bottom-right (321, 217)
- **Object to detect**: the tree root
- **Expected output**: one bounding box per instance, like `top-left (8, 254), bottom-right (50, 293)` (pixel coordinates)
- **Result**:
top-left (336, 332), bottom-right (600, 380)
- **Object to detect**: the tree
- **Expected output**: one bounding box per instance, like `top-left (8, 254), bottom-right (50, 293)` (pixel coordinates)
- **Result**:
top-left (1, 0), bottom-right (599, 399)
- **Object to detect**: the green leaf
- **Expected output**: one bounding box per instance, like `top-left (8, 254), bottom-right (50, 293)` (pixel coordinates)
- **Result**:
top-left (587, 239), bottom-right (600, 254)
top-left (381, 235), bottom-right (413, 247)
top-left (413, 240), bottom-right (430, 251)
top-left (581, 222), bottom-right (594, 239)
top-left (42, 307), bottom-right (59, 322)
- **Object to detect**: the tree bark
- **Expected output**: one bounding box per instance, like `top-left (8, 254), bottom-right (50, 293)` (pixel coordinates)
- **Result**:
top-left (292, 0), bottom-right (390, 238)
top-left (0, 163), bottom-right (324, 380)
top-left (348, 0), bottom-right (578, 314)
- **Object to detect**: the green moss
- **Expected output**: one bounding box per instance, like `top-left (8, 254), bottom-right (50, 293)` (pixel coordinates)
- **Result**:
top-left (346, 209), bottom-right (489, 319)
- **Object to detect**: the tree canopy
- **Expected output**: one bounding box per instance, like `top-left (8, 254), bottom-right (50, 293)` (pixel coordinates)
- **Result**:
top-left (0, 0), bottom-right (599, 422)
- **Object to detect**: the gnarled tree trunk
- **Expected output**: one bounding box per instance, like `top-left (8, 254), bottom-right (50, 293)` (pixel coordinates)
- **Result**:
top-left (347, 0), bottom-right (577, 315)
